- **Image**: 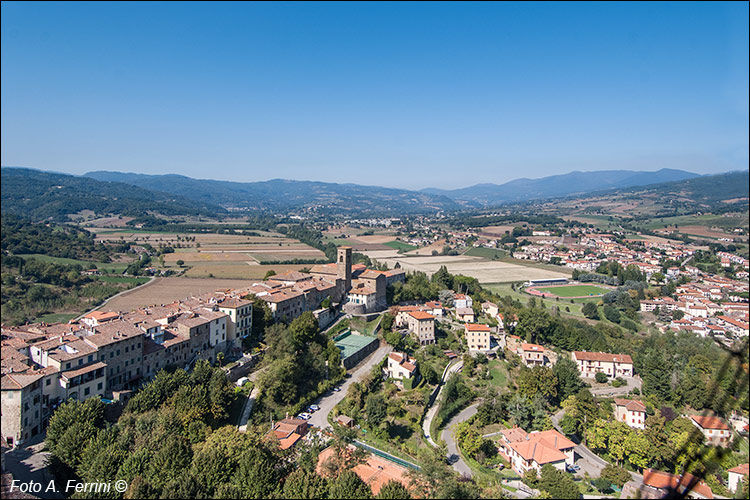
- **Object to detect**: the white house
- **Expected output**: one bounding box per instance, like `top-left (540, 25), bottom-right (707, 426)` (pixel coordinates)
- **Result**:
top-left (500, 428), bottom-right (575, 475)
top-left (453, 294), bottom-right (473, 309)
top-left (614, 398), bottom-right (647, 430)
top-left (385, 352), bottom-right (418, 389)
top-left (727, 463), bottom-right (748, 493)
top-left (571, 351), bottom-right (633, 378)
top-left (689, 415), bottom-right (732, 447)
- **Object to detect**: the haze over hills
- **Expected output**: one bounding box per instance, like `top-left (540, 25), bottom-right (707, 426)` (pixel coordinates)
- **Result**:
top-left (84, 168), bottom-right (702, 211)
top-left (2, 166), bottom-right (745, 222)
top-left (83, 171), bottom-right (461, 215)
top-left (421, 168), bottom-right (700, 205)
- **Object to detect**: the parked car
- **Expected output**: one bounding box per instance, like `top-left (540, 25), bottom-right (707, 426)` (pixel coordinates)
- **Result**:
top-left (297, 413), bottom-right (312, 420)
top-left (566, 464), bottom-right (580, 473)
top-left (308, 404), bottom-right (320, 412)
top-left (332, 387), bottom-right (341, 392)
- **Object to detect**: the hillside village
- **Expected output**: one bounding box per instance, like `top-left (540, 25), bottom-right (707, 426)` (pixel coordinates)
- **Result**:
top-left (2, 223), bottom-right (748, 498)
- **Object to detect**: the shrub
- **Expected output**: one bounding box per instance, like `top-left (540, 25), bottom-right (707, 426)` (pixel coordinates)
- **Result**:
top-left (595, 372), bottom-right (608, 384)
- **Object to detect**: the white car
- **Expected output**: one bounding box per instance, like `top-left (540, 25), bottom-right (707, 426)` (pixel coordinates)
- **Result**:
top-left (297, 413), bottom-right (312, 420)
top-left (332, 387), bottom-right (341, 392)
top-left (308, 404), bottom-right (320, 412)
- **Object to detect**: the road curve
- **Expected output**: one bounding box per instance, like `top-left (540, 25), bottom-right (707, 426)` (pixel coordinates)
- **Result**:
top-left (422, 360), bottom-right (463, 446)
top-left (441, 402), bottom-right (481, 477)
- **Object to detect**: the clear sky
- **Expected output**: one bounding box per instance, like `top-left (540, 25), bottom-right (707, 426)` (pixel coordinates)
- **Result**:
top-left (2, 1), bottom-right (748, 190)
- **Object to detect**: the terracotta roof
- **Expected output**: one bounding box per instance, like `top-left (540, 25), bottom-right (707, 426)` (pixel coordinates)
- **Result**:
top-left (218, 297), bottom-right (252, 308)
top-left (1, 372), bottom-right (43, 390)
top-left (530, 429), bottom-right (576, 451)
top-left (500, 427), bottom-right (528, 443)
top-left (269, 271), bottom-right (313, 282)
top-left (521, 343), bottom-right (543, 352)
top-left (573, 351), bottom-right (633, 364)
top-left (317, 446), bottom-right (412, 496)
top-left (409, 311), bottom-right (434, 321)
top-left (83, 311), bottom-right (119, 321)
top-left (359, 270), bottom-right (383, 280)
top-left (690, 415), bottom-right (730, 430)
top-left (278, 432), bottom-right (303, 450)
top-left (642, 469), bottom-right (714, 499)
top-left (465, 323), bottom-right (491, 332)
top-left (61, 361), bottom-right (106, 380)
top-left (508, 440), bottom-right (567, 465)
top-left (728, 463), bottom-right (749, 475)
top-left (614, 398), bottom-right (646, 412)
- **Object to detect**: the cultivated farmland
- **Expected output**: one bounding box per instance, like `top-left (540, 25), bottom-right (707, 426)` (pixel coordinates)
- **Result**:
top-left (89, 228), bottom-right (326, 278)
top-left (360, 250), bottom-right (571, 283)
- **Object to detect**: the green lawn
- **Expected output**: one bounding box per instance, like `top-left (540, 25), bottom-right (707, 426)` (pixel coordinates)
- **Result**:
top-left (349, 315), bottom-right (382, 336)
top-left (486, 283), bottom-right (600, 320)
top-left (489, 361), bottom-right (509, 389)
top-left (35, 312), bottom-right (78, 324)
top-left (464, 247), bottom-right (508, 259)
top-left (384, 240), bottom-right (419, 252)
top-left (533, 284), bottom-right (610, 297)
top-left (96, 276), bottom-right (151, 285)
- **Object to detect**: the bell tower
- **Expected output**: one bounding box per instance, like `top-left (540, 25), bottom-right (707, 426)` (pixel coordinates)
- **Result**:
top-left (337, 246), bottom-right (352, 291)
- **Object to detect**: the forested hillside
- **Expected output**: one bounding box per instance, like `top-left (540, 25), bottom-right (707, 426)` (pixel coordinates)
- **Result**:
top-left (1, 167), bottom-right (225, 221)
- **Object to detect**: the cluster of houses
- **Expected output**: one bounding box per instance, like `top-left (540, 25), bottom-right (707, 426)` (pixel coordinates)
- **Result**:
top-left (1, 290), bottom-right (255, 447)
top-left (640, 278), bottom-right (750, 342)
top-left (509, 232), bottom-right (699, 276)
top-left (0, 247), bottom-right (407, 448)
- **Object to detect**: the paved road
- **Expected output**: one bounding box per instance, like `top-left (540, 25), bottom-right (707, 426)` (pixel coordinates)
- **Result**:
top-left (3, 436), bottom-right (62, 499)
top-left (588, 376), bottom-right (642, 397)
top-left (308, 344), bottom-right (392, 430)
top-left (441, 402), bottom-right (481, 477)
top-left (422, 360), bottom-right (463, 446)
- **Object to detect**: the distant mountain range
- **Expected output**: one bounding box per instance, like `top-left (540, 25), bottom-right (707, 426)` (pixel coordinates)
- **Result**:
top-left (3, 166), bottom-right (744, 222)
top-left (421, 168), bottom-right (700, 205)
top-left (83, 171), bottom-right (461, 215)
top-left (85, 168), bottom-right (702, 210)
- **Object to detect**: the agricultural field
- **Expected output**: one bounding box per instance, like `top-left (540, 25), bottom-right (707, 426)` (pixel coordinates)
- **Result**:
top-left (634, 213), bottom-right (749, 231)
top-left (476, 225), bottom-right (518, 236)
top-left (530, 284), bottom-right (611, 298)
top-left (463, 247), bottom-right (508, 260)
top-left (407, 240), bottom-right (447, 256)
top-left (182, 263), bottom-right (312, 279)
top-left (98, 277), bottom-right (262, 312)
top-left (360, 250), bottom-right (571, 283)
top-left (90, 228), bottom-right (326, 277)
top-left (80, 216), bottom-right (135, 227)
top-left (383, 240), bottom-right (418, 252)
top-left (322, 228), bottom-right (405, 251)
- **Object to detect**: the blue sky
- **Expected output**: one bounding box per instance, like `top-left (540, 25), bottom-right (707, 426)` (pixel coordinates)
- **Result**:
top-left (2, 1), bottom-right (748, 189)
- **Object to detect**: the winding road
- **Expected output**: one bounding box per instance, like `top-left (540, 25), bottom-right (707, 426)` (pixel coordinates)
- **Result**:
top-left (422, 360), bottom-right (463, 446)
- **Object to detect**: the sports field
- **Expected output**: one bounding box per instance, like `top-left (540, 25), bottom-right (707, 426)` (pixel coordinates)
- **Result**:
top-left (531, 284), bottom-right (610, 297)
